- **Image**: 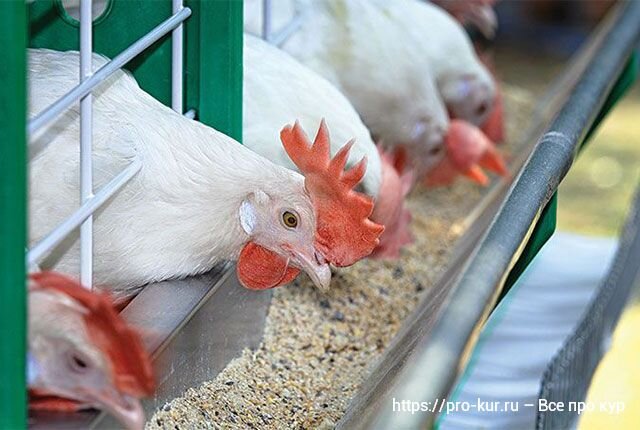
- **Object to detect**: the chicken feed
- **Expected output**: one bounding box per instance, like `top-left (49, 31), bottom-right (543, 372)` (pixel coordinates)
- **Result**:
top-left (148, 84), bottom-right (535, 429)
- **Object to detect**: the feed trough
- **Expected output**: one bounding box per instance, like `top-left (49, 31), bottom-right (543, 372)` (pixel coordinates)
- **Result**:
top-left (1, 1), bottom-right (638, 429)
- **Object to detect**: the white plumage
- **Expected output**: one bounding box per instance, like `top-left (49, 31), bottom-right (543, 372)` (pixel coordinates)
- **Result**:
top-left (246, 0), bottom-right (449, 175)
top-left (28, 48), bottom-right (319, 295)
top-left (243, 34), bottom-right (381, 198)
top-left (395, 0), bottom-right (496, 126)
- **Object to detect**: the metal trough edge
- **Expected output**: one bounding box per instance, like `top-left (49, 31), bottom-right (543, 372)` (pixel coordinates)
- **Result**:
top-left (339, 2), bottom-right (640, 428)
top-left (29, 264), bottom-right (273, 429)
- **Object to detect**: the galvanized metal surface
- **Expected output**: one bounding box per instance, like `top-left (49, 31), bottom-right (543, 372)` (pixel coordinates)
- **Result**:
top-left (79, 0), bottom-right (94, 288)
top-left (338, 2), bottom-right (640, 429)
top-left (29, 264), bottom-right (273, 429)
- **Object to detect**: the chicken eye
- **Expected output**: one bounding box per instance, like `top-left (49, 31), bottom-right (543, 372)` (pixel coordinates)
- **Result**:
top-left (476, 101), bottom-right (488, 117)
top-left (282, 211), bottom-right (299, 229)
top-left (67, 352), bottom-right (91, 374)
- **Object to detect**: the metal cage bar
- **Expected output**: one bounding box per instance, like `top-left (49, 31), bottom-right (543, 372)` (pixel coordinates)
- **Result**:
top-left (339, 1), bottom-right (640, 428)
top-left (28, 161), bottom-right (142, 268)
top-left (260, 0), bottom-right (304, 47)
top-left (172, 0), bottom-right (184, 113)
top-left (28, 7), bottom-right (192, 149)
top-left (262, 0), bottom-right (272, 41)
top-left (79, 0), bottom-right (94, 288)
top-left (0, 2), bottom-right (27, 428)
top-left (27, 6), bottom-right (192, 267)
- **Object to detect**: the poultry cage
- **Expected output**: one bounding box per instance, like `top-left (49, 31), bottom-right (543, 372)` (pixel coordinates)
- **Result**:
top-left (1, 0), bottom-right (639, 429)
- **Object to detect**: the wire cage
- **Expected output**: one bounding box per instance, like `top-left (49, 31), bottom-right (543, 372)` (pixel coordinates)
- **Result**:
top-left (1, 0), bottom-right (242, 427)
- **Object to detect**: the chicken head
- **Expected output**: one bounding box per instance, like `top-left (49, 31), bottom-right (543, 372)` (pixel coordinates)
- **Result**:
top-left (425, 119), bottom-right (508, 187)
top-left (28, 272), bottom-right (154, 430)
top-left (236, 120), bottom-right (384, 290)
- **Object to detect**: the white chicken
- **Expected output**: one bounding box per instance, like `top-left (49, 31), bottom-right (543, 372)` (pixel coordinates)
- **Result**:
top-left (246, 0), bottom-right (501, 156)
top-left (29, 49), bottom-right (382, 296)
top-left (243, 35), bottom-right (413, 258)
top-left (246, 0), bottom-right (449, 177)
top-left (394, 0), bottom-right (498, 127)
top-left (28, 272), bottom-right (154, 430)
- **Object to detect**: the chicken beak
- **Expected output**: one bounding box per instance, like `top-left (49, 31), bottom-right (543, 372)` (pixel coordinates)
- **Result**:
top-left (464, 164), bottom-right (490, 186)
top-left (290, 248), bottom-right (332, 290)
top-left (479, 146), bottom-right (509, 177)
top-left (88, 389), bottom-right (145, 430)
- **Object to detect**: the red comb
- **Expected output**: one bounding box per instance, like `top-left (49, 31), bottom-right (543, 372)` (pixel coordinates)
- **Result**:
top-left (482, 86), bottom-right (504, 144)
top-left (30, 272), bottom-right (155, 397)
top-left (281, 120), bottom-right (384, 266)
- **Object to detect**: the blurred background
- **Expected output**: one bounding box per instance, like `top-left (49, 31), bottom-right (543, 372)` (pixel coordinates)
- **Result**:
top-left (493, 0), bottom-right (639, 237)
top-left (494, 3), bottom-right (640, 427)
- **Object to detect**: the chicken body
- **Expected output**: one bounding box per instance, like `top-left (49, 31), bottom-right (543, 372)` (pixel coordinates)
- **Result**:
top-left (246, 0), bottom-right (449, 176)
top-left (243, 34), bottom-right (380, 197)
top-left (396, 0), bottom-right (497, 126)
top-left (29, 49), bottom-right (339, 294)
top-left (247, 0), bottom-right (495, 128)
top-left (244, 34), bottom-right (414, 258)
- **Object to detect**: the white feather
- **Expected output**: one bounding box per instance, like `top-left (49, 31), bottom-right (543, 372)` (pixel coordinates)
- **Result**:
top-left (28, 48), bottom-right (308, 294)
top-left (246, 0), bottom-right (449, 149)
top-left (393, 0), bottom-right (495, 111)
top-left (243, 34), bottom-right (382, 197)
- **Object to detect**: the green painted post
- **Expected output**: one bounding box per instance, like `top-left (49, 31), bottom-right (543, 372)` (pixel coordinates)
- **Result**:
top-left (193, 0), bottom-right (243, 141)
top-left (0, 1), bottom-right (28, 429)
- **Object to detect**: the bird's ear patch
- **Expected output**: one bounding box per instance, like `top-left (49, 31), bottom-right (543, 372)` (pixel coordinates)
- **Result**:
top-left (239, 200), bottom-right (257, 235)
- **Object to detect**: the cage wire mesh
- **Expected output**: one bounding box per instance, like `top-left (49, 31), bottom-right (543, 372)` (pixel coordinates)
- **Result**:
top-left (537, 185), bottom-right (640, 429)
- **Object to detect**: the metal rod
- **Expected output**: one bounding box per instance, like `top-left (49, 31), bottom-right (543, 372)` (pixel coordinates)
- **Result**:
top-left (270, 13), bottom-right (304, 47)
top-left (28, 161), bottom-right (142, 268)
top-left (79, 0), bottom-right (93, 288)
top-left (184, 108), bottom-right (196, 119)
top-left (342, 2), bottom-right (640, 429)
top-left (171, 0), bottom-right (184, 113)
top-left (262, 0), bottom-right (272, 40)
top-left (28, 7), bottom-right (192, 145)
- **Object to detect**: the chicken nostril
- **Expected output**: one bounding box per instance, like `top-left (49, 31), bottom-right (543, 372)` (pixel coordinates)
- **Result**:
top-left (428, 146), bottom-right (443, 156)
top-left (314, 251), bottom-right (326, 265)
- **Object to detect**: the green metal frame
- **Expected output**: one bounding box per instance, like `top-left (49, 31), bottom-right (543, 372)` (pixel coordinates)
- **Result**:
top-left (28, 0), bottom-right (243, 139)
top-left (0, 2), bottom-right (28, 429)
top-left (2, 0), bottom-right (242, 427)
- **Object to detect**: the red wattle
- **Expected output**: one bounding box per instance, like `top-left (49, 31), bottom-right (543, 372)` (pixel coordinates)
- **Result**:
top-left (423, 157), bottom-right (459, 187)
top-left (237, 242), bottom-right (300, 290)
